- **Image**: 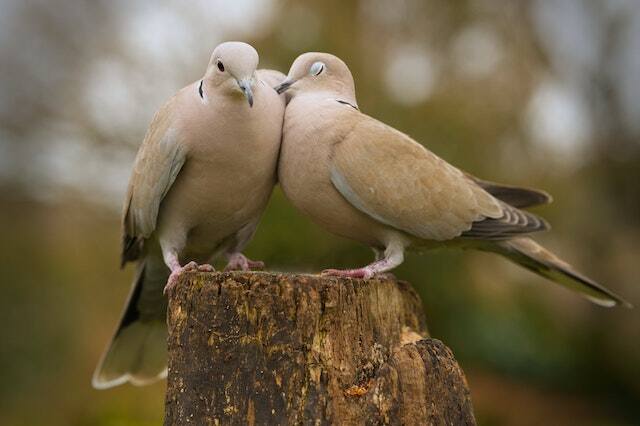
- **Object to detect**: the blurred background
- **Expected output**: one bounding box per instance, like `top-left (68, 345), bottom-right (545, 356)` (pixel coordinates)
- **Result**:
top-left (1, 0), bottom-right (639, 424)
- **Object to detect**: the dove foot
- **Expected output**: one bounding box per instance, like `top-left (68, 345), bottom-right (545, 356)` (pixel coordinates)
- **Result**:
top-left (163, 261), bottom-right (215, 295)
top-left (197, 263), bottom-right (215, 272)
top-left (321, 268), bottom-right (397, 280)
top-left (224, 253), bottom-right (265, 271)
top-left (321, 267), bottom-right (373, 279)
top-left (321, 244), bottom-right (405, 281)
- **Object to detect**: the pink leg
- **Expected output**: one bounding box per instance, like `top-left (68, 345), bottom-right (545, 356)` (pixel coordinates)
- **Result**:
top-left (321, 244), bottom-right (404, 280)
top-left (224, 252), bottom-right (265, 272)
top-left (163, 252), bottom-right (215, 295)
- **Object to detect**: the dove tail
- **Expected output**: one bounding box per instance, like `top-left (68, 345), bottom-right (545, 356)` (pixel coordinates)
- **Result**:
top-left (92, 261), bottom-right (168, 389)
top-left (487, 237), bottom-right (631, 308)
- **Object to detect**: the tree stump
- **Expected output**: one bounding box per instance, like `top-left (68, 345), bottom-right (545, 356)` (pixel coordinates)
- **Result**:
top-left (165, 271), bottom-right (475, 425)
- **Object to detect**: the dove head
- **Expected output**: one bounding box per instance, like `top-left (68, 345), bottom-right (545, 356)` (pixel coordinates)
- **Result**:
top-left (204, 41), bottom-right (259, 107)
top-left (275, 52), bottom-right (357, 105)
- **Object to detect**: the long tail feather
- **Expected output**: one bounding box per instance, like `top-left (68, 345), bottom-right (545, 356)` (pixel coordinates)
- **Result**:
top-left (486, 237), bottom-right (631, 308)
top-left (92, 259), bottom-right (169, 389)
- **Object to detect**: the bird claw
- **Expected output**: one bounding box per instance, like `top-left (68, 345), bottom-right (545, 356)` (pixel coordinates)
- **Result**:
top-left (163, 269), bottom-right (183, 295)
top-left (321, 268), bottom-right (375, 280)
top-left (245, 259), bottom-right (265, 270)
top-left (163, 262), bottom-right (215, 295)
top-left (183, 261), bottom-right (199, 272)
top-left (197, 264), bottom-right (215, 272)
top-left (224, 253), bottom-right (265, 271)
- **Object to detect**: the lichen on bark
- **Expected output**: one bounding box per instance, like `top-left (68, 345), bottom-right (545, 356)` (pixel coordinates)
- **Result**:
top-left (164, 271), bottom-right (475, 426)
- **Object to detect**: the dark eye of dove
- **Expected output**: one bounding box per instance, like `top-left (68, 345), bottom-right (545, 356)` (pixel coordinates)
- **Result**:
top-left (310, 61), bottom-right (325, 76)
top-left (217, 60), bottom-right (225, 72)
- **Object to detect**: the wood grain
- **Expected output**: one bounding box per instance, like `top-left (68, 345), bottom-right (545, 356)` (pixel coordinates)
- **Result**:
top-left (165, 271), bottom-right (475, 425)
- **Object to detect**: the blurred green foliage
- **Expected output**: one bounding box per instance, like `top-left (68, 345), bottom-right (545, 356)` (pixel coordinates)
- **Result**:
top-left (1, 1), bottom-right (639, 425)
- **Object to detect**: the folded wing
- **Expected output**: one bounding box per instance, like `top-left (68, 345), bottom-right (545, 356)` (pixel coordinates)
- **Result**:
top-left (468, 174), bottom-right (552, 209)
top-left (330, 116), bottom-right (547, 242)
top-left (121, 96), bottom-right (186, 265)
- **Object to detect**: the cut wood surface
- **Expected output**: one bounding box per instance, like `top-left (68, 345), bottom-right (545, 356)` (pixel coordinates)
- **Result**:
top-left (165, 271), bottom-right (476, 425)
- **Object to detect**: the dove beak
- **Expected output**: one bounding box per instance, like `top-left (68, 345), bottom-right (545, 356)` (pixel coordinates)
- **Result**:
top-left (237, 78), bottom-right (254, 107)
top-left (275, 79), bottom-right (295, 94)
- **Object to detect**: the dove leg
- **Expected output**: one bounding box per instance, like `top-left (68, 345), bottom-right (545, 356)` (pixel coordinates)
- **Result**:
top-left (162, 250), bottom-right (214, 294)
top-left (322, 243), bottom-right (405, 280)
top-left (222, 221), bottom-right (265, 271)
top-left (224, 252), bottom-right (265, 271)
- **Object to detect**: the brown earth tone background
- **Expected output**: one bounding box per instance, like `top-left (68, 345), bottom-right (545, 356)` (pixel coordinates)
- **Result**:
top-left (1, 1), bottom-right (639, 425)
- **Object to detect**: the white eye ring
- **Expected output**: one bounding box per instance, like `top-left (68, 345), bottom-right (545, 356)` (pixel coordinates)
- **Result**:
top-left (310, 61), bottom-right (325, 76)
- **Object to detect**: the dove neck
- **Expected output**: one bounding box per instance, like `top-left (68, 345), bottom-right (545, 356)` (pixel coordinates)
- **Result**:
top-left (304, 86), bottom-right (357, 108)
top-left (326, 79), bottom-right (357, 106)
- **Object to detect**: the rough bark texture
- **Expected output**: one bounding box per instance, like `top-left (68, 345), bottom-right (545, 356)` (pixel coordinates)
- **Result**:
top-left (165, 271), bottom-right (475, 425)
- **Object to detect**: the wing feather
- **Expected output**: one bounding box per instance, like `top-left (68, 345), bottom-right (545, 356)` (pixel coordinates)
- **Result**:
top-left (330, 115), bottom-right (548, 242)
top-left (461, 202), bottom-right (549, 240)
top-left (467, 174), bottom-right (552, 209)
top-left (121, 97), bottom-right (186, 265)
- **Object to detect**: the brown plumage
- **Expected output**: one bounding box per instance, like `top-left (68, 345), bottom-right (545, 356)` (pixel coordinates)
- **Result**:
top-left (93, 42), bottom-right (286, 389)
top-left (275, 52), bottom-right (630, 309)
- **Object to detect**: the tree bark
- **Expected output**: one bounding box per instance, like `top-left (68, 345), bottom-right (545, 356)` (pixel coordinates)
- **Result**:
top-left (164, 271), bottom-right (475, 425)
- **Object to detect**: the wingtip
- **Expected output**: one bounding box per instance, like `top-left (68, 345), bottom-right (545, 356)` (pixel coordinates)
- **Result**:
top-left (527, 188), bottom-right (553, 206)
top-left (540, 216), bottom-right (551, 232)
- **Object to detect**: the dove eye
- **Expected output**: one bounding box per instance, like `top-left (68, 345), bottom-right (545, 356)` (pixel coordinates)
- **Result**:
top-left (310, 61), bottom-right (325, 76)
top-left (217, 60), bottom-right (225, 72)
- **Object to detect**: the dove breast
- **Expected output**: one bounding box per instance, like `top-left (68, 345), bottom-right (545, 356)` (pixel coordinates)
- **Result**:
top-left (156, 76), bottom-right (284, 262)
top-left (279, 94), bottom-right (406, 249)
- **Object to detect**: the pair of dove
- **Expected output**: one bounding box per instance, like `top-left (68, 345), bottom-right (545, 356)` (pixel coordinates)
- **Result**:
top-left (93, 41), bottom-right (630, 389)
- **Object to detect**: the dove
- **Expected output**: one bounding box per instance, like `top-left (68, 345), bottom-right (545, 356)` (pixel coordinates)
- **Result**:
top-left (92, 42), bottom-right (286, 389)
top-left (275, 52), bottom-right (630, 308)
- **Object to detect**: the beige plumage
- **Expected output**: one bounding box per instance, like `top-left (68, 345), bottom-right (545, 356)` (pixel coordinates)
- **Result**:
top-left (275, 52), bottom-right (630, 308)
top-left (93, 42), bottom-right (286, 389)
